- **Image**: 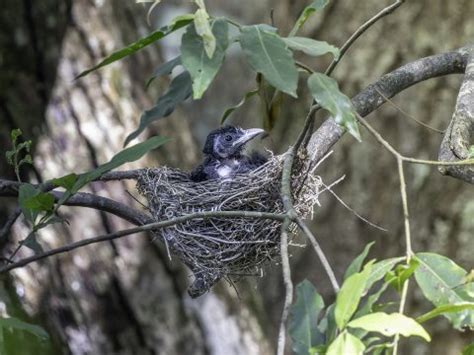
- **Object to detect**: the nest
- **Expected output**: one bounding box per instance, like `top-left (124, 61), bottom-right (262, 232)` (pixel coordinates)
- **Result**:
top-left (136, 151), bottom-right (323, 297)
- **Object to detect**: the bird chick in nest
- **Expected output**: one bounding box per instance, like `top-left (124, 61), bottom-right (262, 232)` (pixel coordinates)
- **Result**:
top-left (190, 125), bottom-right (268, 182)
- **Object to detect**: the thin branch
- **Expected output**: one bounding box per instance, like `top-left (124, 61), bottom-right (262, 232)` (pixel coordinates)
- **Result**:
top-left (325, 0), bottom-right (405, 76)
top-left (277, 217), bottom-right (292, 355)
top-left (0, 210), bottom-right (286, 274)
top-left (374, 87), bottom-right (445, 134)
top-left (295, 217), bottom-right (340, 292)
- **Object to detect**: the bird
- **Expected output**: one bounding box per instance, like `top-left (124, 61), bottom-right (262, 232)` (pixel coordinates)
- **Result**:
top-left (190, 125), bottom-right (268, 182)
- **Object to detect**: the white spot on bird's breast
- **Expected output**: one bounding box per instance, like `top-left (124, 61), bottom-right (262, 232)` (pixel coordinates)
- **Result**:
top-left (217, 165), bottom-right (233, 178)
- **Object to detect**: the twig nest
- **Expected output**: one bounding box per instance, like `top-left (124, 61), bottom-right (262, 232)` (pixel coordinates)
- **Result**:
top-left (136, 151), bottom-right (322, 297)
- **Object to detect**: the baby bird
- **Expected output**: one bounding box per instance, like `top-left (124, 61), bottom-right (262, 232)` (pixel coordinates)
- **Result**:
top-left (190, 126), bottom-right (267, 182)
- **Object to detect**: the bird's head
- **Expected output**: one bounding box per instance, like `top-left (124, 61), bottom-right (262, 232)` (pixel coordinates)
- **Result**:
top-left (203, 126), bottom-right (265, 159)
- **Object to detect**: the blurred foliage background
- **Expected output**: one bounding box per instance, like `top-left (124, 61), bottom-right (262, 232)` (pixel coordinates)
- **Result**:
top-left (0, 0), bottom-right (473, 354)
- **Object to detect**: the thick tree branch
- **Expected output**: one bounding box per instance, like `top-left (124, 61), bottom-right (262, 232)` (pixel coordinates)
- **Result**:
top-left (308, 48), bottom-right (469, 163)
top-left (438, 46), bottom-right (474, 184)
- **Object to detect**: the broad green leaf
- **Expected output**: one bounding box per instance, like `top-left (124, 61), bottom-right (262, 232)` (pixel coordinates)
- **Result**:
top-left (194, 9), bottom-right (216, 58)
top-left (416, 303), bottom-right (474, 324)
top-left (21, 232), bottom-right (44, 254)
top-left (335, 261), bottom-right (373, 329)
top-left (348, 312), bottom-right (431, 342)
top-left (240, 25), bottom-right (298, 97)
top-left (52, 173), bottom-right (78, 191)
top-left (76, 14), bottom-right (194, 79)
top-left (289, 280), bottom-right (325, 354)
top-left (414, 253), bottom-right (474, 329)
top-left (24, 192), bottom-right (55, 213)
top-left (0, 317), bottom-right (49, 339)
top-left (283, 37), bottom-right (339, 59)
top-left (181, 18), bottom-right (229, 99)
top-left (326, 331), bottom-right (365, 355)
top-left (463, 343), bottom-right (474, 355)
top-left (344, 242), bottom-right (374, 280)
top-left (125, 72), bottom-right (192, 146)
top-left (145, 56), bottom-right (182, 89)
top-left (18, 184), bottom-right (40, 223)
top-left (364, 257), bottom-right (404, 294)
top-left (58, 136), bottom-right (169, 206)
top-left (307, 73), bottom-right (361, 141)
top-left (220, 89), bottom-right (258, 123)
top-left (290, 0), bottom-right (330, 36)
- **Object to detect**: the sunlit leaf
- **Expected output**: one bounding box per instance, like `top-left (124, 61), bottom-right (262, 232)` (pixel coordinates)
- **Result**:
top-left (308, 72), bottom-right (361, 141)
top-left (220, 89), bottom-right (258, 123)
top-left (76, 14), bottom-right (194, 79)
top-left (364, 257), bottom-right (404, 294)
top-left (125, 71), bottom-right (192, 146)
top-left (0, 317), bottom-right (49, 340)
top-left (240, 25), bottom-right (298, 97)
top-left (290, 0), bottom-right (329, 36)
top-left (348, 312), bottom-right (431, 342)
top-left (416, 303), bottom-right (474, 324)
top-left (181, 18), bottom-right (228, 99)
top-left (289, 280), bottom-right (325, 354)
top-left (335, 261), bottom-right (373, 329)
top-left (344, 242), bottom-right (374, 280)
top-left (385, 258), bottom-right (419, 292)
top-left (145, 56), bottom-right (182, 89)
top-left (326, 331), bottom-right (365, 355)
top-left (283, 37), bottom-right (339, 59)
top-left (414, 253), bottom-right (474, 329)
top-left (194, 9), bottom-right (215, 58)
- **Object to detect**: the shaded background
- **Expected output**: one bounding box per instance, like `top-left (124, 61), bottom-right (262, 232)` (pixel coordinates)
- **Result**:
top-left (0, 0), bottom-right (473, 354)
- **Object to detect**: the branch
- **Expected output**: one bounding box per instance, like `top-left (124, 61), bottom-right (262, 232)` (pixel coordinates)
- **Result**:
top-left (308, 48), bottom-right (470, 163)
top-left (0, 179), bottom-right (151, 226)
top-left (438, 46), bottom-right (474, 184)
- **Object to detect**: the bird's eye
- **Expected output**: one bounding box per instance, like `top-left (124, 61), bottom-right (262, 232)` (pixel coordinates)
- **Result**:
top-left (224, 135), bottom-right (233, 142)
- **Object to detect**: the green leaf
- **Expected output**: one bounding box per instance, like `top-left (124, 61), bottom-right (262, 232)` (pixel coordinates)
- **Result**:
top-left (52, 173), bottom-right (78, 191)
top-left (414, 253), bottom-right (474, 329)
top-left (307, 72), bottom-right (361, 141)
top-left (283, 37), bottom-right (339, 59)
top-left (326, 331), bottom-right (365, 355)
top-left (364, 257), bottom-right (405, 294)
top-left (181, 18), bottom-right (229, 99)
top-left (0, 317), bottom-right (49, 339)
top-left (194, 9), bottom-right (216, 58)
top-left (21, 232), bottom-right (44, 254)
top-left (335, 261), bottom-right (373, 329)
top-left (317, 303), bottom-right (337, 343)
top-left (240, 25), bottom-right (298, 97)
top-left (18, 184), bottom-right (40, 224)
top-left (125, 72), bottom-right (192, 146)
top-left (468, 145), bottom-right (474, 158)
top-left (289, 280), bottom-right (325, 354)
top-left (74, 136), bottom-right (169, 194)
top-left (348, 312), bottom-right (431, 342)
top-left (290, 0), bottom-right (329, 36)
top-left (355, 281), bottom-right (390, 319)
top-left (463, 343), bottom-right (474, 355)
top-left (145, 56), bottom-right (182, 89)
top-left (10, 128), bottom-right (22, 143)
top-left (76, 14), bottom-right (194, 79)
top-left (220, 89), bottom-right (258, 123)
top-left (344, 242), bottom-right (374, 280)
top-left (416, 303), bottom-right (474, 324)
top-left (385, 258), bottom-right (419, 292)
top-left (24, 192), bottom-right (55, 213)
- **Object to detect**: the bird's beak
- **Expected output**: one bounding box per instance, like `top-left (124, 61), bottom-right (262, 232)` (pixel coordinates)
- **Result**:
top-left (232, 128), bottom-right (265, 147)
